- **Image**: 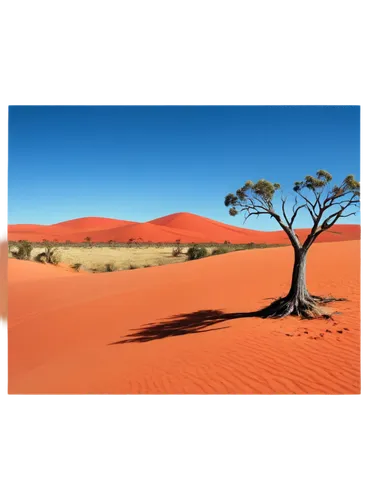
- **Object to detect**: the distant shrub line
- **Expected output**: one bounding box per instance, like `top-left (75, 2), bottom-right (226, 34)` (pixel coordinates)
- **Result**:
top-left (8, 239), bottom-right (286, 272)
top-left (8, 239), bottom-right (285, 250)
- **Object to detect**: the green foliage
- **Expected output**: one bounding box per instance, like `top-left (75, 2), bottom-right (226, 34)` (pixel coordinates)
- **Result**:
top-left (35, 242), bottom-right (61, 265)
top-left (11, 240), bottom-right (32, 260)
top-left (293, 171), bottom-right (360, 199)
top-left (316, 170), bottom-right (332, 182)
top-left (225, 179), bottom-right (280, 216)
top-left (211, 247), bottom-right (231, 256)
top-left (343, 174), bottom-right (360, 193)
top-left (186, 245), bottom-right (208, 261)
top-left (226, 170), bottom-right (360, 232)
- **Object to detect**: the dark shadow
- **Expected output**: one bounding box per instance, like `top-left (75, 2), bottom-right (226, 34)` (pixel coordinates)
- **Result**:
top-left (109, 292), bottom-right (345, 344)
top-left (109, 307), bottom-right (271, 345)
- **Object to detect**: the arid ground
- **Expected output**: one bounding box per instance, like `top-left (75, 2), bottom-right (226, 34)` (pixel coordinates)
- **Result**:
top-left (9, 244), bottom-right (189, 271)
top-left (8, 238), bottom-right (360, 394)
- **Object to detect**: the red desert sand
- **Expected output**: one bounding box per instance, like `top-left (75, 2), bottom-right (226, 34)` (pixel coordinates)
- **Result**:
top-left (8, 212), bottom-right (360, 243)
top-left (8, 240), bottom-right (360, 394)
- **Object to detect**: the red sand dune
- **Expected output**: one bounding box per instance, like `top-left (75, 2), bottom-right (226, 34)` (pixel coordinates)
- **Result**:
top-left (8, 224), bottom-right (48, 232)
top-left (69, 222), bottom-right (202, 243)
top-left (8, 212), bottom-right (360, 244)
top-left (8, 240), bottom-right (360, 394)
top-left (8, 217), bottom-right (135, 242)
top-left (48, 216), bottom-right (134, 233)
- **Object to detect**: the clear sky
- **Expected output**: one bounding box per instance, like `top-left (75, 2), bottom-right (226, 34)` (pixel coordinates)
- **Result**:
top-left (8, 106), bottom-right (360, 230)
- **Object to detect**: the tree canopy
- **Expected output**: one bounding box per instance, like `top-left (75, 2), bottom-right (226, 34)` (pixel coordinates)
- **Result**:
top-left (225, 170), bottom-right (360, 250)
top-left (224, 170), bottom-right (360, 318)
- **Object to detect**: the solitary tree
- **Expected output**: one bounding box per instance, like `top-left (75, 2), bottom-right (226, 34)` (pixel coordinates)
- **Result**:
top-left (225, 170), bottom-right (360, 318)
top-left (84, 236), bottom-right (92, 246)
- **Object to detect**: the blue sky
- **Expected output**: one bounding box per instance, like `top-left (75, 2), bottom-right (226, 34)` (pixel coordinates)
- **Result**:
top-left (8, 106), bottom-right (360, 230)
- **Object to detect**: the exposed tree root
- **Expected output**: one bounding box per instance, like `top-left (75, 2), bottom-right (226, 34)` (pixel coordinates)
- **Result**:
top-left (309, 295), bottom-right (347, 304)
top-left (256, 293), bottom-right (346, 319)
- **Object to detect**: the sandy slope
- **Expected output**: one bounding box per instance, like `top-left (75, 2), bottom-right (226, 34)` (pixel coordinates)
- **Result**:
top-left (8, 212), bottom-right (360, 244)
top-left (48, 216), bottom-right (134, 233)
top-left (8, 240), bottom-right (360, 394)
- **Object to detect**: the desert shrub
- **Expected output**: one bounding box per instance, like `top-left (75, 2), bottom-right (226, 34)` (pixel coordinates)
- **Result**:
top-left (171, 239), bottom-right (183, 257)
top-left (105, 262), bottom-right (116, 272)
top-left (186, 245), bottom-right (208, 261)
top-left (35, 243), bottom-right (61, 265)
top-left (143, 264), bottom-right (151, 268)
top-left (11, 240), bottom-right (33, 260)
top-left (223, 240), bottom-right (231, 244)
top-left (71, 262), bottom-right (82, 272)
top-left (34, 253), bottom-right (47, 263)
top-left (211, 247), bottom-right (231, 256)
top-left (34, 247), bottom-right (61, 266)
top-left (172, 247), bottom-right (183, 257)
top-left (128, 264), bottom-right (138, 270)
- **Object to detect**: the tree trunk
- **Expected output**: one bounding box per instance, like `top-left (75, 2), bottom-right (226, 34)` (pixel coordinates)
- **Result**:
top-left (259, 246), bottom-right (324, 318)
top-left (253, 223), bottom-right (345, 319)
top-left (287, 248), bottom-right (309, 305)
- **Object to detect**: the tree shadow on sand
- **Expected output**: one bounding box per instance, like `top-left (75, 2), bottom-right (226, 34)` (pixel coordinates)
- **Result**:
top-left (109, 295), bottom-right (342, 345)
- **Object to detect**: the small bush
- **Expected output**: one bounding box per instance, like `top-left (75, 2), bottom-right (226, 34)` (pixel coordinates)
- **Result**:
top-left (71, 263), bottom-right (82, 272)
top-left (35, 250), bottom-right (60, 265)
top-left (172, 247), bottom-right (183, 257)
top-left (105, 262), bottom-right (116, 272)
top-left (128, 264), bottom-right (138, 270)
top-left (34, 253), bottom-right (47, 263)
top-left (211, 247), bottom-right (231, 256)
top-left (35, 242), bottom-right (61, 265)
top-left (11, 240), bottom-right (33, 260)
top-left (186, 245), bottom-right (208, 261)
top-left (143, 264), bottom-right (151, 268)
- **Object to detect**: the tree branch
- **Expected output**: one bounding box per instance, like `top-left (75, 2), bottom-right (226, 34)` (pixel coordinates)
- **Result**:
top-left (306, 204), bottom-right (317, 223)
top-left (338, 211), bottom-right (358, 218)
top-left (281, 197), bottom-right (291, 226)
top-left (289, 204), bottom-right (305, 228)
top-left (241, 207), bottom-right (270, 223)
top-left (296, 191), bottom-right (317, 214)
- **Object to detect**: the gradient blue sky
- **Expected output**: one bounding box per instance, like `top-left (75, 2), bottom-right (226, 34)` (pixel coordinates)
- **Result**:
top-left (8, 106), bottom-right (360, 230)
